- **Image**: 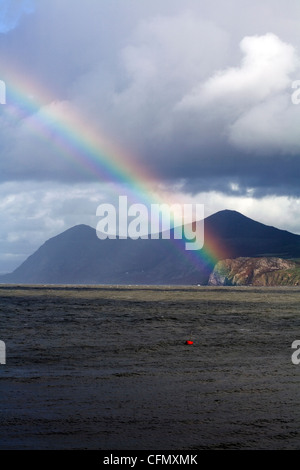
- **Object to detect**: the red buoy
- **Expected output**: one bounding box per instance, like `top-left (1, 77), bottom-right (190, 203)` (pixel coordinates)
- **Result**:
top-left (185, 340), bottom-right (193, 345)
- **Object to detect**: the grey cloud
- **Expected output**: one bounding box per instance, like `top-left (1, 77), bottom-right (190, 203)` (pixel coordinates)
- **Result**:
top-left (0, 0), bottom-right (300, 198)
top-left (2, 0), bottom-right (300, 273)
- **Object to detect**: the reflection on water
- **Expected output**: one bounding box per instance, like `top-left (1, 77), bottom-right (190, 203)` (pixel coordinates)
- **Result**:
top-left (0, 284), bottom-right (300, 450)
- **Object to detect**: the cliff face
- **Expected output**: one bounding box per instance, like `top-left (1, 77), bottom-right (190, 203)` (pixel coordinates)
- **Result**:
top-left (208, 257), bottom-right (300, 286)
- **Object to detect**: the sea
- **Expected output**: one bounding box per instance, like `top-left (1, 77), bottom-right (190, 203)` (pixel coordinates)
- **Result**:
top-left (0, 284), bottom-right (300, 450)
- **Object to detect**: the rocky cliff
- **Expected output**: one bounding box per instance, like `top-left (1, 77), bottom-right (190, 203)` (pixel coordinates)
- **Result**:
top-left (208, 257), bottom-right (300, 286)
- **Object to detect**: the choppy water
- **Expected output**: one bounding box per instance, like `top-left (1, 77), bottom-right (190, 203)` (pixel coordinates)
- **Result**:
top-left (1, 284), bottom-right (300, 450)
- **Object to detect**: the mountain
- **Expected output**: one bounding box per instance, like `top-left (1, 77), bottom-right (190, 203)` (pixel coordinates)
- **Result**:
top-left (208, 257), bottom-right (300, 286)
top-left (1, 209), bottom-right (300, 285)
top-left (0, 225), bottom-right (209, 285)
top-left (203, 209), bottom-right (300, 258)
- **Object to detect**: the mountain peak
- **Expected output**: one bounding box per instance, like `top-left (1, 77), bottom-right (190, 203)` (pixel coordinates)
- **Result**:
top-left (208, 209), bottom-right (252, 220)
top-left (1, 209), bottom-right (300, 285)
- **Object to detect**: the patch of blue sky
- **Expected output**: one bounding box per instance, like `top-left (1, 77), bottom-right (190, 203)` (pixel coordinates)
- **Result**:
top-left (0, 0), bottom-right (35, 34)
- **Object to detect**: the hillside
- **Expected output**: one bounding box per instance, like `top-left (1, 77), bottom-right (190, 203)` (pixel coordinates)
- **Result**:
top-left (1, 209), bottom-right (300, 285)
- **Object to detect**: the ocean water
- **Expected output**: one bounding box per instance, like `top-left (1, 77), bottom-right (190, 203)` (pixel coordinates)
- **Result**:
top-left (0, 284), bottom-right (300, 450)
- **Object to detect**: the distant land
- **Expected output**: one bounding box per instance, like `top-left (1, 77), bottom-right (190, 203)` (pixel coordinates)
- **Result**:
top-left (1, 209), bottom-right (300, 285)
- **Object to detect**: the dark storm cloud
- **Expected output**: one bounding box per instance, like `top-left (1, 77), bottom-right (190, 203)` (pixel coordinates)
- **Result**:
top-left (0, 0), bottom-right (299, 197)
top-left (1, 0), bottom-right (300, 273)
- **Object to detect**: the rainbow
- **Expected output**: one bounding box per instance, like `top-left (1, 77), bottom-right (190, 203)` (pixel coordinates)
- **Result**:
top-left (2, 64), bottom-right (229, 275)
top-left (5, 71), bottom-right (158, 207)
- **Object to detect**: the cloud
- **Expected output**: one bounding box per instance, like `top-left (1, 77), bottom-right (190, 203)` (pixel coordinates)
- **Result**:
top-left (0, 10), bottom-right (231, 184)
top-left (1, 4), bottom-right (300, 199)
top-left (177, 33), bottom-right (300, 155)
top-left (179, 34), bottom-right (297, 107)
top-left (0, 100), bottom-right (81, 182)
top-left (0, 180), bottom-right (113, 273)
top-left (0, 0), bottom-right (34, 33)
top-left (2, 1), bottom-right (300, 272)
top-left (110, 12), bottom-right (229, 146)
top-left (229, 94), bottom-right (300, 155)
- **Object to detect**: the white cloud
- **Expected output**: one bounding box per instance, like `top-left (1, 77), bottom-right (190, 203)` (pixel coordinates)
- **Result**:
top-left (179, 33), bottom-right (297, 107)
top-left (111, 12), bottom-right (229, 142)
top-left (181, 189), bottom-right (300, 235)
top-left (229, 94), bottom-right (300, 154)
top-left (177, 33), bottom-right (300, 154)
top-left (0, 181), bottom-right (112, 273)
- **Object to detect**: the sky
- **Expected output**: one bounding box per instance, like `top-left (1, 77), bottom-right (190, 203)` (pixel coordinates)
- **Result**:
top-left (0, 0), bottom-right (300, 273)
